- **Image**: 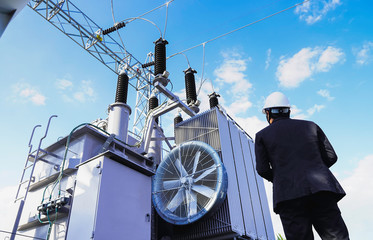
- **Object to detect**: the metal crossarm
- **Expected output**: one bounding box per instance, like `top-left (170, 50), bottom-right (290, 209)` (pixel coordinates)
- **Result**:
top-left (28, 0), bottom-right (155, 137)
top-left (28, 0), bottom-right (150, 83)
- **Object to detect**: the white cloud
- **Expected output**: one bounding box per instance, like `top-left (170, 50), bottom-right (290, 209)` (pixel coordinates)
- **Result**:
top-left (12, 83), bottom-right (46, 105)
top-left (316, 46), bottom-right (345, 72)
top-left (276, 46), bottom-right (344, 88)
top-left (233, 115), bottom-right (268, 139)
top-left (338, 155), bottom-right (373, 239)
top-left (307, 104), bottom-right (325, 116)
top-left (355, 41), bottom-right (373, 65)
top-left (277, 48), bottom-right (318, 88)
top-left (317, 89), bottom-right (335, 101)
top-left (58, 80), bottom-right (96, 103)
top-left (214, 51), bottom-right (252, 95)
top-left (56, 79), bottom-right (73, 90)
top-left (226, 96), bottom-right (253, 117)
top-left (291, 105), bottom-right (308, 120)
top-left (74, 80), bottom-right (95, 102)
top-left (292, 104), bottom-right (325, 120)
top-left (265, 48), bottom-right (272, 70)
top-left (295, 0), bottom-right (341, 25)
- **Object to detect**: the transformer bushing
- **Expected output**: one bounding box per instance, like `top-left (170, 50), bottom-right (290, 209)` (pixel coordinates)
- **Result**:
top-left (154, 38), bottom-right (168, 76)
top-left (115, 72), bottom-right (129, 104)
top-left (208, 92), bottom-right (220, 109)
top-left (174, 113), bottom-right (183, 126)
top-left (149, 95), bottom-right (159, 124)
top-left (107, 72), bottom-right (131, 142)
top-left (184, 67), bottom-right (198, 105)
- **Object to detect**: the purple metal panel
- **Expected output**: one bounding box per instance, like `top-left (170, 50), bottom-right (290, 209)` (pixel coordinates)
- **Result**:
top-left (227, 121), bottom-right (258, 239)
top-left (215, 111), bottom-right (245, 235)
top-left (66, 157), bottom-right (102, 240)
top-left (93, 156), bottom-right (152, 240)
top-left (247, 140), bottom-right (275, 240)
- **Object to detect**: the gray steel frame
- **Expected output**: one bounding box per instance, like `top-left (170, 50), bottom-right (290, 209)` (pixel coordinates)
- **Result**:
top-left (27, 0), bottom-right (154, 138)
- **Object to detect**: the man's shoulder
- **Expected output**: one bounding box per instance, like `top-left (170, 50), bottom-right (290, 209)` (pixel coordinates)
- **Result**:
top-left (282, 118), bottom-right (316, 126)
top-left (256, 119), bottom-right (316, 136)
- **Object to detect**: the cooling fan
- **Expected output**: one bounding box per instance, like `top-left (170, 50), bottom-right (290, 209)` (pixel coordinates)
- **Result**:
top-left (152, 141), bottom-right (228, 225)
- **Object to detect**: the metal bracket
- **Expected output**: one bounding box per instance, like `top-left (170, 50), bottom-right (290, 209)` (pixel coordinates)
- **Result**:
top-left (100, 134), bottom-right (116, 153)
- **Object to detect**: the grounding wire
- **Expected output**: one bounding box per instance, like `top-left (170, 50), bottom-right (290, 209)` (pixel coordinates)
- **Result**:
top-left (167, 0), bottom-right (310, 59)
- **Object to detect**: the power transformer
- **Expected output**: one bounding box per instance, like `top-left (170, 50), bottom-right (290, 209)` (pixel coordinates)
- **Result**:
top-left (152, 108), bottom-right (275, 240)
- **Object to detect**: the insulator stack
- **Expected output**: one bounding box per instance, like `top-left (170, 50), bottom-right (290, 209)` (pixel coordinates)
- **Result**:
top-left (154, 38), bottom-right (168, 76)
top-left (142, 61), bottom-right (155, 68)
top-left (174, 113), bottom-right (183, 126)
top-left (149, 95), bottom-right (159, 124)
top-left (209, 92), bottom-right (220, 109)
top-left (115, 72), bottom-right (129, 104)
top-left (103, 22), bottom-right (126, 35)
top-left (184, 68), bottom-right (198, 104)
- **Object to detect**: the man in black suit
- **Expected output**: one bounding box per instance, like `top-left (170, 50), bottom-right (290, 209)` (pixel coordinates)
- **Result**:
top-left (255, 92), bottom-right (349, 240)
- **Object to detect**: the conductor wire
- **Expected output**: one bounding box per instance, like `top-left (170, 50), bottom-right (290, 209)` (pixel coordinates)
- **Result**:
top-left (168, 0), bottom-right (310, 59)
top-left (121, 17), bottom-right (162, 38)
top-left (126, 0), bottom-right (174, 25)
top-left (197, 42), bottom-right (211, 96)
top-left (163, 1), bottom-right (170, 39)
top-left (110, 0), bottom-right (127, 61)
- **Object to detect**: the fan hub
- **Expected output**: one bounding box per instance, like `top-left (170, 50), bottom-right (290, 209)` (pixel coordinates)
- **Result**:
top-left (180, 177), bottom-right (187, 184)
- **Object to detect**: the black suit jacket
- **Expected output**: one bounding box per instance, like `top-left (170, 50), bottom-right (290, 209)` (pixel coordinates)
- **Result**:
top-left (255, 118), bottom-right (345, 212)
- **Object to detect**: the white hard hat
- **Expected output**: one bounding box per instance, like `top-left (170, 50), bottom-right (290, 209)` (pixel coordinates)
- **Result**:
top-left (262, 92), bottom-right (290, 113)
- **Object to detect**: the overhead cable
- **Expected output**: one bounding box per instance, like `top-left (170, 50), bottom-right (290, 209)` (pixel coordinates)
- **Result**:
top-left (163, 1), bottom-right (170, 39)
top-left (125, 17), bottom-right (162, 38)
top-left (168, 0), bottom-right (310, 59)
top-left (126, 0), bottom-right (174, 25)
top-left (110, 0), bottom-right (127, 58)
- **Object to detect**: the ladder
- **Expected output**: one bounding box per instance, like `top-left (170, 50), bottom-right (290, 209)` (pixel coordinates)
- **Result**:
top-left (14, 115), bottom-right (58, 204)
top-left (10, 115), bottom-right (57, 240)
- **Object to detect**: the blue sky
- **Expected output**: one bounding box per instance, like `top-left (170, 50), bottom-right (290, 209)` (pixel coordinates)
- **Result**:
top-left (0, 0), bottom-right (372, 238)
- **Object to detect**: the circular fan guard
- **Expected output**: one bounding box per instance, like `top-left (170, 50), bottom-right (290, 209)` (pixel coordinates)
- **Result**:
top-left (152, 141), bottom-right (228, 225)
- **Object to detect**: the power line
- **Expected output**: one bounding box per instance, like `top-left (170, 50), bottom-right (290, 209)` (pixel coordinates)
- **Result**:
top-left (125, 0), bottom-right (174, 25)
top-left (163, 1), bottom-right (171, 39)
top-left (168, 0), bottom-right (310, 59)
top-left (109, 0), bottom-right (175, 60)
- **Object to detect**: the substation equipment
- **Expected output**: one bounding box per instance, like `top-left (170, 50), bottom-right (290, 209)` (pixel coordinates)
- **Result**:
top-left (8, 0), bottom-right (275, 239)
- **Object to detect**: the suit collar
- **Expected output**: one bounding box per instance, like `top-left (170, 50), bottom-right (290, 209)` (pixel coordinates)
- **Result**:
top-left (272, 117), bottom-right (290, 124)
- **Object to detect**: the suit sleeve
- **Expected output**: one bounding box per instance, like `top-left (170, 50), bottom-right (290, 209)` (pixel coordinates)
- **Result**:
top-left (255, 134), bottom-right (273, 182)
top-left (317, 125), bottom-right (338, 168)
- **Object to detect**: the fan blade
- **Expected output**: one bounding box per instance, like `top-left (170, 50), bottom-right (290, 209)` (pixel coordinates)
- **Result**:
top-left (192, 151), bottom-right (201, 174)
top-left (175, 158), bottom-right (188, 177)
top-left (187, 190), bottom-right (198, 216)
top-left (194, 166), bottom-right (216, 182)
top-left (163, 180), bottom-right (181, 190)
top-left (167, 188), bottom-right (185, 212)
top-left (192, 184), bottom-right (215, 198)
